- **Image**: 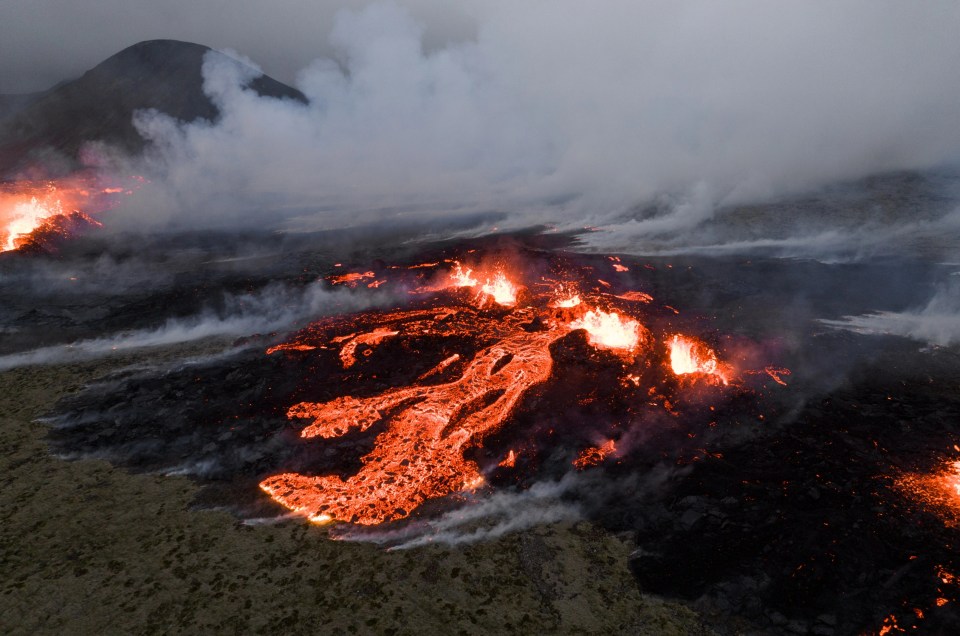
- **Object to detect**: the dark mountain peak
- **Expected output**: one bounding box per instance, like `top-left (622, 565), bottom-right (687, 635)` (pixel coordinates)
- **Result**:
top-left (0, 39), bottom-right (306, 177)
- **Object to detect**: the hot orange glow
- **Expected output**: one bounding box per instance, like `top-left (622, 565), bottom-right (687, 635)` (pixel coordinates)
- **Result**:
top-left (335, 327), bottom-right (399, 368)
top-left (897, 457), bottom-right (960, 528)
top-left (569, 309), bottom-right (642, 352)
top-left (329, 271), bottom-right (376, 286)
top-left (258, 252), bottom-right (780, 526)
top-left (669, 335), bottom-right (729, 384)
top-left (261, 314), bottom-right (562, 525)
top-left (615, 291), bottom-right (653, 303)
top-left (0, 176), bottom-right (136, 252)
top-left (573, 440), bottom-right (617, 469)
top-left (552, 294), bottom-right (582, 308)
top-left (479, 271), bottom-right (518, 307)
top-left (448, 262), bottom-right (479, 287)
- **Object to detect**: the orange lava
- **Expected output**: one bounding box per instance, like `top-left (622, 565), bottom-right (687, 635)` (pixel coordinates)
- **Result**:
top-left (258, 254), bottom-right (777, 526)
top-left (479, 271), bottom-right (518, 307)
top-left (499, 450), bottom-right (517, 468)
top-left (0, 177), bottom-right (127, 252)
top-left (573, 440), bottom-right (617, 469)
top-left (896, 458), bottom-right (960, 527)
top-left (261, 311), bottom-right (562, 525)
top-left (329, 271), bottom-right (376, 286)
top-left (764, 367), bottom-right (791, 386)
top-left (335, 327), bottom-right (399, 368)
top-left (669, 334), bottom-right (729, 384)
top-left (616, 291), bottom-right (653, 303)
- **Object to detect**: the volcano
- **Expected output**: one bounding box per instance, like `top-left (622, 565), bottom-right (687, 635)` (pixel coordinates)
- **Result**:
top-left (0, 39), bottom-right (305, 177)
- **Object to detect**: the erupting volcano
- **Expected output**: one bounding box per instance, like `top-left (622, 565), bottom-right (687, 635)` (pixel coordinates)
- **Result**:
top-left (258, 253), bottom-right (772, 527)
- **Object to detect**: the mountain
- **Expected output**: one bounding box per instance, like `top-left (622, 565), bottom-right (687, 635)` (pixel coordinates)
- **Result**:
top-left (0, 40), bottom-right (306, 177)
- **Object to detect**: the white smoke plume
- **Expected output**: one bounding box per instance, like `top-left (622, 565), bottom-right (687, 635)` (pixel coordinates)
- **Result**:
top-left (108, 1), bottom-right (960, 254)
top-left (336, 475), bottom-right (583, 549)
top-left (821, 275), bottom-right (960, 346)
top-left (0, 280), bottom-right (398, 371)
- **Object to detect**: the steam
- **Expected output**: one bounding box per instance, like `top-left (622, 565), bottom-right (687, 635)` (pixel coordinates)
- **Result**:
top-left (111, 1), bottom-right (960, 254)
top-left (336, 476), bottom-right (582, 549)
top-left (822, 276), bottom-right (960, 346)
top-left (0, 280), bottom-right (397, 370)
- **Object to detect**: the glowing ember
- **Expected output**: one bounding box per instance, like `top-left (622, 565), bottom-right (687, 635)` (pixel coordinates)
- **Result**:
top-left (764, 367), bottom-right (791, 386)
top-left (568, 309), bottom-right (642, 352)
top-left (669, 335), bottom-right (729, 384)
top-left (615, 291), bottom-right (653, 303)
top-left (499, 450), bottom-right (517, 468)
top-left (573, 440), bottom-right (617, 469)
top-left (897, 457), bottom-right (960, 527)
top-left (329, 271), bottom-right (376, 286)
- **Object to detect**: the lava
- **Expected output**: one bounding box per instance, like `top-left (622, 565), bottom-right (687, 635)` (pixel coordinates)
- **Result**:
top-left (479, 271), bottom-right (518, 307)
top-left (261, 311), bottom-right (562, 525)
top-left (259, 252), bottom-right (775, 526)
top-left (669, 334), bottom-right (729, 384)
top-left (896, 456), bottom-right (960, 527)
top-left (573, 440), bottom-right (617, 469)
top-left (568, 309), bottom-right (643, 353)
top-left (0, 175), bottom-right (137, 252)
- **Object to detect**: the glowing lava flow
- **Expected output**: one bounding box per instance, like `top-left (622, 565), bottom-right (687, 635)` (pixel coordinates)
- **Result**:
top-left (669, 334), bottom-right (729, 384)
top-left (259, 255), bottom-right (771, 526)
top-left (261, 314), bottom-right (563, 525)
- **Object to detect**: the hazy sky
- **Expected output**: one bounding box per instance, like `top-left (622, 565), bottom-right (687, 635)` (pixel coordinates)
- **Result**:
top-left (0, 0), bottom-right (474, 93)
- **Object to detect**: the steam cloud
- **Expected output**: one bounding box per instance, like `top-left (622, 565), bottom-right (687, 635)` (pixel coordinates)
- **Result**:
top-left (109, 1), bottom-right (960, 256)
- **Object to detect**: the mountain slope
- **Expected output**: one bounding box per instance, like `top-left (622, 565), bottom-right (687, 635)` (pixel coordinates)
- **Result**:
top-left (0, 40), bottom-right (306, 177)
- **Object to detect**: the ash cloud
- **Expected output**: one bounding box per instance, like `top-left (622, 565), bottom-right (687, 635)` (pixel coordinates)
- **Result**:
top-left (104, 1), bottom-right (960, 257)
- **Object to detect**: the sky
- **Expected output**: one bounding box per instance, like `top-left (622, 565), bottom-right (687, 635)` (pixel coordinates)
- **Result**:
top-left (0, 0), bottom-right (474, 93)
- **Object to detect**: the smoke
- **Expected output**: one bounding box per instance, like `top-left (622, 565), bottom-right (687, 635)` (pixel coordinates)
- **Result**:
top-left (821, 275), bottom-right (960, 346)
top-left (336, 475), bottom-right (583, 549)
top-left (109, 1), bottom-right (960, 253)
top-left (0, 278), bottom-right (398, 370)
top-left (335, 464), bottom-right (687, 549)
